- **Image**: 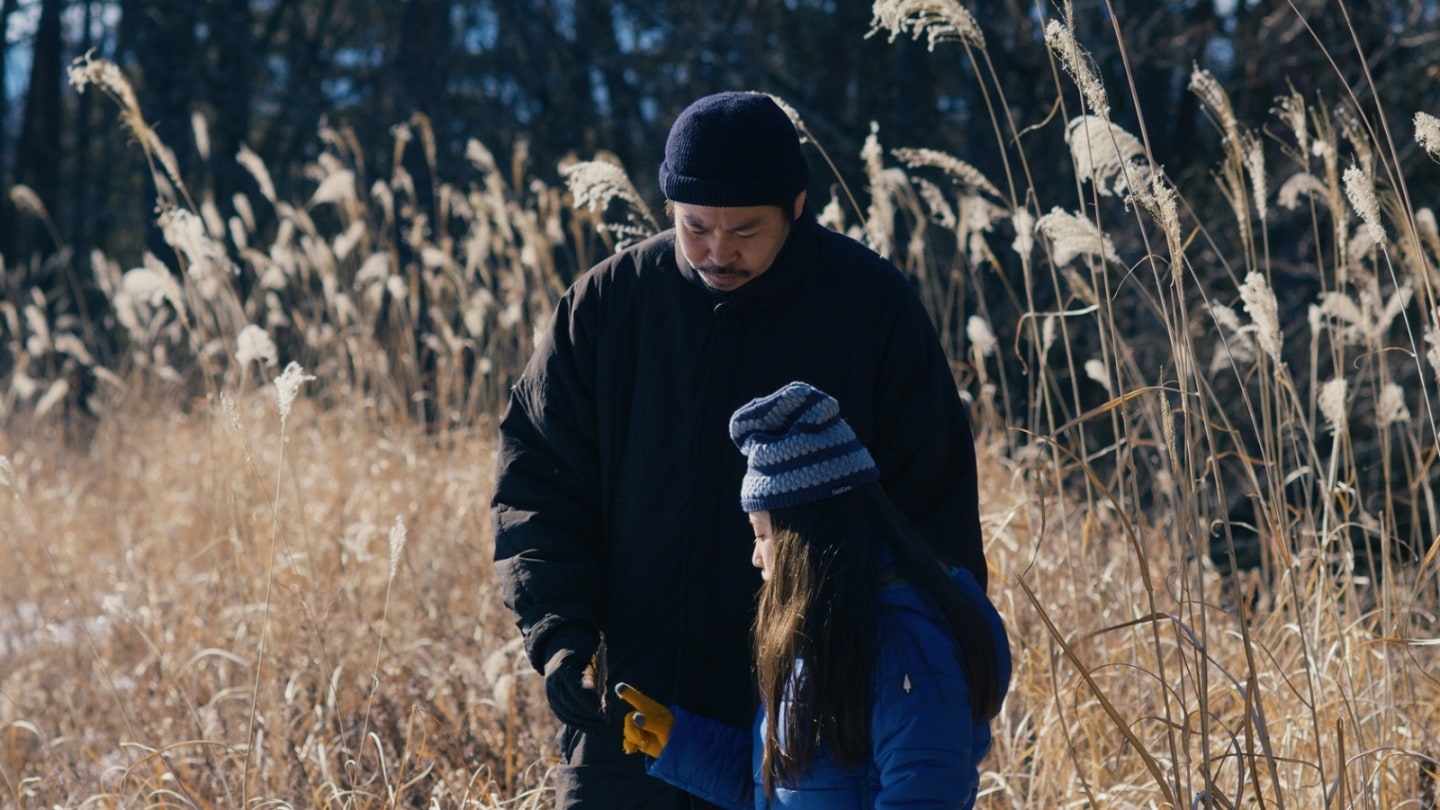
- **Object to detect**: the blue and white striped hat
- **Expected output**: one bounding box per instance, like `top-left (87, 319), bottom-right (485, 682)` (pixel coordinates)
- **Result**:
top-left (729, 382), bottom-right (880, 512)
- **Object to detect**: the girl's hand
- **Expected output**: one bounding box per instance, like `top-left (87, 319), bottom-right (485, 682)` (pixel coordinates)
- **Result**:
top-left (615, 682), bottom-right (673, 757)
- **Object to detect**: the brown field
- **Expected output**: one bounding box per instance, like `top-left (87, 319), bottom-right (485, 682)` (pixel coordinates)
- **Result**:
top-left (3, 377), bottom-right (1438, 806)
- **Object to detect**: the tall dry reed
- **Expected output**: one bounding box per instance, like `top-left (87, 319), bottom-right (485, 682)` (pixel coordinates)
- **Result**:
top-left (3, 1), bottom-right (1439, 806)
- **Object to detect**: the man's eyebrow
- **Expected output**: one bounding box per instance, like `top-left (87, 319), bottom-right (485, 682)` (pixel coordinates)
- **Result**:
top-left (682, 216), bottom-right (763, 232)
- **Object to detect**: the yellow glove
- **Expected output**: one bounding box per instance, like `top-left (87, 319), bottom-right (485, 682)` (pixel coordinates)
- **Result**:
top-left (615, 682), bottom-right (673, 758)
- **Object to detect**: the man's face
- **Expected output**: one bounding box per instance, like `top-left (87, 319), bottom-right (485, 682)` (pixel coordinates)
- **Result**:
top-left (673, 193), bottom-right (805, 292)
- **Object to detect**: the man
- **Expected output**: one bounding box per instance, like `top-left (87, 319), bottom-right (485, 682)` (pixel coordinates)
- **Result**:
top-left (491, 91), bottom-right (986, 809)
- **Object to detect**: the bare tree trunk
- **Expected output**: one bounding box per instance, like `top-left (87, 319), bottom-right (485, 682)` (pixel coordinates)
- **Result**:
top-left (0, 0), bottom-right (19, 260)
top-left (207, 0), bottom-right (257, 221)
top-left (15, 0), bottom-right (65, 262)
top-left (70, 0), bottom-right (95, 257)
top-left (398, 0), bottom-right (451, 123)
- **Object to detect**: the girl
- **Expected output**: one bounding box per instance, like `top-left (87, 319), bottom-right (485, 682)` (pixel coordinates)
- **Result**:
top-left (617, 381), bottom-right (1010, 809)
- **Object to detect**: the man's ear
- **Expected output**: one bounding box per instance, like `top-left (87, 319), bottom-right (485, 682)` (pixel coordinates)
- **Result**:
top-left (791, 190), bottom-right (807, 221)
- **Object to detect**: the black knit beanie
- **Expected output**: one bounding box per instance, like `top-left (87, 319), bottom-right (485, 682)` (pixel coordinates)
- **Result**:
top-left (658, 92), bottom-right (809, 209)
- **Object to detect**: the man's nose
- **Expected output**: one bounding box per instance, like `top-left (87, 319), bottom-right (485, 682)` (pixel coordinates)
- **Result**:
top-left (703, 234), bottom-right (734, 264)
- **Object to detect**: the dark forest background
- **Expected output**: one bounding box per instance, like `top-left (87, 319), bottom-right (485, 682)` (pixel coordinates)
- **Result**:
top-left (3, 0), bottom-right (1437, 283)
top-left (2, 1), bottom-right (1439, 478)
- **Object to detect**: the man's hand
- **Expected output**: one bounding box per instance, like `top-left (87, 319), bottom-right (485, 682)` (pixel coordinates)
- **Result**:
top-left (542, 627), bottom-right (605, 729)
top-left (615, 682), bottom-right (673, 757)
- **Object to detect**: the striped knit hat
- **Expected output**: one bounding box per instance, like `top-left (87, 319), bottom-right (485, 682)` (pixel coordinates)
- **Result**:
top-left (729, 382), bottom-right (880, 512)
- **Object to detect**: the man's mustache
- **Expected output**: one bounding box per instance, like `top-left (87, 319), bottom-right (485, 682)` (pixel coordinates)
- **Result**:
top-left (693, 263), bottom-right (745, 277)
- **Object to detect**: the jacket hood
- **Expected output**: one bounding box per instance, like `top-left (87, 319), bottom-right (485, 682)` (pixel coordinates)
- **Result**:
top-left (880, 564), bottom-right (1014, 698)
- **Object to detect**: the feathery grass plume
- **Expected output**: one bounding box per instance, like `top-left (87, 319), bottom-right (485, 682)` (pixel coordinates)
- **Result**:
top-left (865, 0), bottom-right (984, 50)
top-left (1313, 291), bottom-right (1368, 347)
top-left (53, 333), bottom-right (95, 367)
top-left (201, 198), bottom-right (225, 241)
top-left (332, 220), bottom-right (366, 261)
top-left (1273, 89), bottom-right (1310, 159)
top-left (274, 362), bottom-right (316, 423)
top-left (1278, 172), bottom-right (1329, 211)
top-left (559, 157), bottom-right (660, 250)
top-left (1347, 207), bottom-right (1381, 258)
top-left (1319, 376), bottom-right (1348, 433)
top-left (310, 169), bottom-right (357, 211)
top-left (227, 213), bottom-right (248, 250)
top-left (861, 122), bottom-right (897, 258)
top-left (891, 147), bottom-right (1003, 199)
top-left (9, 184), bottom-right (49, 221)
top-left (1418, 207), bottom-right (1439, 246)
top-left (233, 192), bottom-right (257, 236)
top-left (1417, 112), bottom-right (1440, 162)
top-left (1189, 67), bottom-right (1240, 148)
top-left (236, 144), bottom-right (277, 205)
top-left (1239, 271), bottom-right (1283, 362)
top-left (1244, 133), bottom-right (1268, 223)
top-left (1083, 358), bottom-right (1112, 395)
top-left (69, 54), bottom-right (189, 207)
top-left (1039, 314), bottom-right (1057, 356)
top-left (1045, 20), bottom-right (1109, 119)
top-left (912, 178), bottom-right (956, 229)
top-left (9, 185), bottom-right (65, 252)
top-left (958, 195), bottom-right (1006, 268)
top-left (1378, 283), bottom-right (1413, 335)
top-left (0, 455), bottom-right (16, 493)
top-left (90, 247), bottom-right (122, 298)
top-left (1426, 313), bottom-right (1440, 380)
top-left (67, 52), bottom-right (139, 116)
top-left (9, 369), bottom-right (37, 400)
top-left (1010, 206), bottom-right (1035, 264)
top-left (764, 94), bottom-right (808, 144)
top-left (767, 92), bottom-right (871, 234)
top-left (192, 111), bottom-right (210, 161)
top-left (1376, 383), bottom-right (1410, 427)
top-left (818, 193), bottom-right (847, 232)
top-left (1207, 302), bottom-right (1256, 374)
top-left (388, 516), bottom-right (407, 582)
top-left (34, 379), bottom-right (70, 420)
top-left (123, 253), bottom-right (188, 325)
top-left (1342, 165), bottom-right (1385, 243)
top-left (159, 207), bottom-right (236, 298)
top-left (219, 391), bottom-right (242, 433)
top-left (23, 300), bottom-right (52, 355)
top-left (1132, 173), bottom-right (1183, 263)
top-left (967, 315), bottom-right (997, 359)
top-left (1064, 116), bottom-right (1147, 197)
top-left (236, 325), bottom-right (278, 367)
top-left (1209, 301), bottom-right (1244, 332)
top-left (1036, 207), bottom-right (1120, 267)
top-left (66, 53), bottom-right (151, 160)
top-left (355, 252), bottom-right (392, 290)
top-left (1335, 104), bottom-right (1373, 177)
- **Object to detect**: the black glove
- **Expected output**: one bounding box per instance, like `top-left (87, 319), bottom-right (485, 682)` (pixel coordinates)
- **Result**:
top-left (542, 625), bottom-right (605, 730)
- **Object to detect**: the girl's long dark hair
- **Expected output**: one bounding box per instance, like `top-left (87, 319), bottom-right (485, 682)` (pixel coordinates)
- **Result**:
top-left (752, 482), bottom-right (1004, 797)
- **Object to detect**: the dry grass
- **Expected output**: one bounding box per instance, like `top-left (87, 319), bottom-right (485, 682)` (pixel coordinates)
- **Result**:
top-left (3, 369), bottom-right (1436, 807)
top-left (1, 393), bottom-right (558, 807)
top-left (5, 1), bottom-right (1440, 806)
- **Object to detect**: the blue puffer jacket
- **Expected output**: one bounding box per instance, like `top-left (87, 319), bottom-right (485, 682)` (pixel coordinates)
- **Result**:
top-left (644, 567), bottom-right (1010, 809)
